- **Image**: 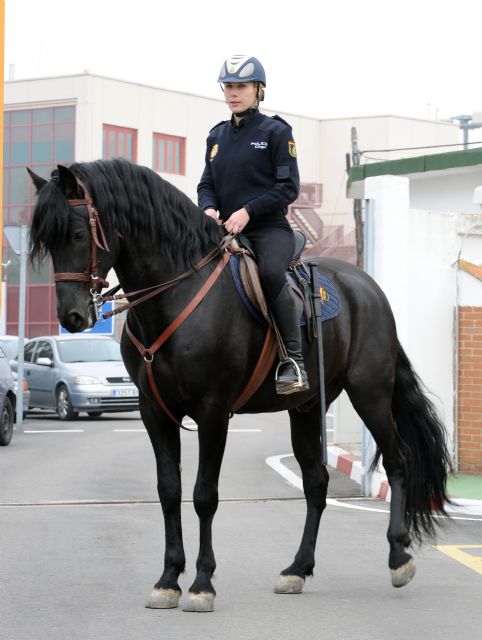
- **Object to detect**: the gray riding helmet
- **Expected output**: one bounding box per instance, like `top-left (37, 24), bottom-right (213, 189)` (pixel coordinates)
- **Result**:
top-left (218, 55), bottom-right (266, 86)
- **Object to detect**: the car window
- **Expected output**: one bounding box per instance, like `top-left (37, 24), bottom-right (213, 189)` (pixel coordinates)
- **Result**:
top-left (57, 339), bottom-right (122, 363)
top-left (24, 342), bottom-right (36, 363)
top-left (34, 340), bottom-right (54, 362)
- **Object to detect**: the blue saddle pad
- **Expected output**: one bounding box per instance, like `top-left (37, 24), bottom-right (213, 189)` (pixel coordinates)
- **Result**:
top-left (229, 256), bottom-right (341, 326)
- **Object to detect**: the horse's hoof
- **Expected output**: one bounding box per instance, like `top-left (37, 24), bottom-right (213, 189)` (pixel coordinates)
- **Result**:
top-left (391, 558), bottom-right (416, 588)
top-left (274, 574), bottom-right (305, 594)
top-left (145, 588), bottom-right (181, 609)
top-left (182, 592), bottom-right (215, 612)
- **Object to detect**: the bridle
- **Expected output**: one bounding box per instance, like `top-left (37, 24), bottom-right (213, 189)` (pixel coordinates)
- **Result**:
top-left (54, 178), bottom-right (111, 301)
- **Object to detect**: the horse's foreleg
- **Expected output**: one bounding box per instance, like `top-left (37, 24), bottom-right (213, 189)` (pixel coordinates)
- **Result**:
top-left (141, 400), bottom-right (185, 609)
top-left (274, 404), bottom-right (329, 595)
top-left (346, 384), bottom-right (415, 588)
top-left (183, 411), bottom-right (229, 613)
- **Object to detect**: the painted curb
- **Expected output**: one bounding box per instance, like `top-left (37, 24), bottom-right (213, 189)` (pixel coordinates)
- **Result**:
top-left (328, 445), bottom-right (390, 502)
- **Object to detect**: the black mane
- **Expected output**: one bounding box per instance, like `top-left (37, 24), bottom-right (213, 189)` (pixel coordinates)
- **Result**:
top-left (30, 158), bottom-right (222, 268)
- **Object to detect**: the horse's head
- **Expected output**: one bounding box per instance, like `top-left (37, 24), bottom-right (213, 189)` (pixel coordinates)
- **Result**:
top-left (29, 165), bottom-right (118, 333)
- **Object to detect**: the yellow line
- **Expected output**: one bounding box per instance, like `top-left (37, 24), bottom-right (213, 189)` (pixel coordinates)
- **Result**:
top-left (434, 545), bottom-right (482, 576)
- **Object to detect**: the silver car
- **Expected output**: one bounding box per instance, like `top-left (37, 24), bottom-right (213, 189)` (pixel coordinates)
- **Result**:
top-left (0, 335), bottom-right (31, 418)
top-left (22, 335), bottom-right (139, 420)
top-left (0, 346), bottom-right (16, 445)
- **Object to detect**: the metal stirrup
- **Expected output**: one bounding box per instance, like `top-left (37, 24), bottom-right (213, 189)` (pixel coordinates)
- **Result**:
top-left (275, 357), bottom-right (304, 385)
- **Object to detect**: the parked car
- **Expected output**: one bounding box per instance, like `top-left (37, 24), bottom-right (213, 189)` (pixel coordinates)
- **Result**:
top-left (0, 346), bottom-right (16, 446)
top-left (0, 335), bottom-right (31, 418)
top-left (20, 335), bottom-right (139, 420)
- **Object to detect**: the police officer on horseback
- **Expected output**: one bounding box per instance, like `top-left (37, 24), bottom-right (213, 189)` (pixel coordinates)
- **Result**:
top-left (198, 54), bottom-right (309, 394)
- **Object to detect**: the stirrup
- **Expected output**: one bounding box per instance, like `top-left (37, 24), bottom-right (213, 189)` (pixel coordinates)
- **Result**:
top-left (275, 357), bottom-right (309, 395)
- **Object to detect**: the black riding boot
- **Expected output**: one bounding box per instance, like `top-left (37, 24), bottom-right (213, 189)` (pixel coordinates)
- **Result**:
top-left (270, 283), bottom-right (310, 395)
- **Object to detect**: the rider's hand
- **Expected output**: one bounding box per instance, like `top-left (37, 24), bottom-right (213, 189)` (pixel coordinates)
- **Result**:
top-left (204, 208), bottom-right (223, 225)
top-left (224, 208), bottom-right (250, 234)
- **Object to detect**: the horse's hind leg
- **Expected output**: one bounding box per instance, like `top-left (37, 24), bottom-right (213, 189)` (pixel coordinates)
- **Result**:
top-left (274, 403), bottom-right (329, 594)
top-left (346, 381), bottom-right (415, 588)
top-left (182, 409), bottom-right (229, 613)
top-left (141, 400), bottom-right (185, 609)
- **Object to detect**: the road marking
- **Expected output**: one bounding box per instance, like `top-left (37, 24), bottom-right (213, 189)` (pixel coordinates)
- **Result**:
top-left (434, 545), bottom-right (482, 576)
top-left (266, 453), bottom-right (482, 520)
top-left (23, 429), bottom-right (85, 434)
top-left (113, 428), bottom-right (262, 433)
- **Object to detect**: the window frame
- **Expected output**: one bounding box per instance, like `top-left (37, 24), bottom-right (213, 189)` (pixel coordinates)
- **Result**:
top-left (152, 132), bottom-right (186, 176)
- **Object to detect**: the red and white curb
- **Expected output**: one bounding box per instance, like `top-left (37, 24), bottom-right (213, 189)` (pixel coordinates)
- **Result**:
top-left (327, 445), bottom-right (390, 502)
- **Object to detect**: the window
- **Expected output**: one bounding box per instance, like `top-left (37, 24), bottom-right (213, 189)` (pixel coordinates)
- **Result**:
top-left (153, 133), bottom-right (185, 175)
top-left (3, 106), bottom-right (76, 338)
top-left (34, 340), bottom-right (54, 363)
top-left (103, 124), bottom-right (137, 162)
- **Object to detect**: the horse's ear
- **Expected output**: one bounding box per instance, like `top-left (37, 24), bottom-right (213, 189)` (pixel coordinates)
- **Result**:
top-left (26, 168), bottom-right (47, 194)
top-left (57, 164), bottom-right (78, 199)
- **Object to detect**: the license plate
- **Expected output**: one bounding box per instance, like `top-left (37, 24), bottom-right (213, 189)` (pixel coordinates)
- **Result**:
top-left (111, 388), bottom-right (138, 398)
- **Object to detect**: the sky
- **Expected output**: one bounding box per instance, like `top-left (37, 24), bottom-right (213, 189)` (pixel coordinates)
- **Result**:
top-left (5, 0), bottom-right (482, 126)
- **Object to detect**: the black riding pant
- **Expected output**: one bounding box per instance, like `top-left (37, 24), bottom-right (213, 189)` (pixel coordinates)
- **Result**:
top-left (242, 217), bottom-right (295, 303)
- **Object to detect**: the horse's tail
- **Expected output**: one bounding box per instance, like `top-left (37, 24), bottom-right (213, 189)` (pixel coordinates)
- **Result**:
top-left (381, 341), bottom-right (453, 542)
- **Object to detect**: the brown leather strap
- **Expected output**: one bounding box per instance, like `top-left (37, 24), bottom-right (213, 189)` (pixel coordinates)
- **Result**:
top-left (231, 327), bottom-right (277, 412)
top-left (126, 252), bottom-right (230, 430)
top-left (101, 246), bottom-right (223, 318)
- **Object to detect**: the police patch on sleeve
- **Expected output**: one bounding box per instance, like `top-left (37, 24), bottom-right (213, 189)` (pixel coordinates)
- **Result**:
top-left (288, 140), bottom-right (297, 158)
top-left (210, 143), bottom-right (219, 162)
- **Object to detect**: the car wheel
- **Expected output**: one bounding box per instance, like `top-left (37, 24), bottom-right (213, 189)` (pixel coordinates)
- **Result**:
top-left (87, 411), bottom-right (103, 418)
top-left (56, 385), bottom-right (78, 421)
top-left (0, 397), bottom-right (14, 446)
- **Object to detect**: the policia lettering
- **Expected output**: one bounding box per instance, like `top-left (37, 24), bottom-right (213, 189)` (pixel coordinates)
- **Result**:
top-left (197, 54), bottom-right (309, 394)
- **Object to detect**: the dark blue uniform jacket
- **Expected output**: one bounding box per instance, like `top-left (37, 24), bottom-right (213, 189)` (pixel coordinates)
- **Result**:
top-left (197, 110), bottom-right (300, 226)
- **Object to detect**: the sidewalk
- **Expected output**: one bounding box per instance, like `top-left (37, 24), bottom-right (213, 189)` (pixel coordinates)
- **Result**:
top-left (328, 445), bottom-right (482, 517)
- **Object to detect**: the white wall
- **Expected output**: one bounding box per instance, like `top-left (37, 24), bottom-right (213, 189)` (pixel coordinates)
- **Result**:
top-left (361, 174), bottom-right (482, 446)
top-left (409, 167), bottom-right (482, 213)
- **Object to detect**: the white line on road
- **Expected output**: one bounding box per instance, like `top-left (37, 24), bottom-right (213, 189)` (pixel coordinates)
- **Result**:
top-left (113, 428), bottom-right (262, 433)
top-left (265, 453), bottom-right (482, 521)
top-left (23, 429), bottom-right (85, 434)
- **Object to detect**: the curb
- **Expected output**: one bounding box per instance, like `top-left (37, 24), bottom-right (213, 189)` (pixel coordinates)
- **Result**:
top-left (327, 445), bottom-right (390, 502)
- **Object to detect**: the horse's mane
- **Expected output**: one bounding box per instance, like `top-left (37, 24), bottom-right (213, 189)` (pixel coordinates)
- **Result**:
top-left (30, 158), bottom-right (222, 268)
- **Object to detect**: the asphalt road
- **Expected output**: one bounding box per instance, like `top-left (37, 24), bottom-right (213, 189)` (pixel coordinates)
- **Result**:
top-left (1, 411), bottom-right (481, 640)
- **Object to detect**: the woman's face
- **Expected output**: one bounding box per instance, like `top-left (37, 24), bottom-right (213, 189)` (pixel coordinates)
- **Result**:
top-left (223, 82), bottom-right (258, 114)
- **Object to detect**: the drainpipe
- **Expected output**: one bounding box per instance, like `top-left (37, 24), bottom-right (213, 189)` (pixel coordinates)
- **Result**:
top-left (361, 198), bottom-right (376, 495)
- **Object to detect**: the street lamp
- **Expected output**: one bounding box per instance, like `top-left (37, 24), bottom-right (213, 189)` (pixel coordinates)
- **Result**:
top-left (3, 225), bottom-right (28, 427)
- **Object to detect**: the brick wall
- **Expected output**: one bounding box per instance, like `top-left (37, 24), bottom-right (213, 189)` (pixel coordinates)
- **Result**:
top-left (457, 306), bottom-right (482, 474)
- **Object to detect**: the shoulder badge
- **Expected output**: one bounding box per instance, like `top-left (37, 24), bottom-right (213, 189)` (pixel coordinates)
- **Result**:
top-left (210, 143), bottom-right (219, 162)
top-left (288, 140), bottom-right (297, 158)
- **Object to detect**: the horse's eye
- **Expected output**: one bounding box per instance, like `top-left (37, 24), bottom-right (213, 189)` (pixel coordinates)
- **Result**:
top-left (73, 230), bottom-right (86, 241)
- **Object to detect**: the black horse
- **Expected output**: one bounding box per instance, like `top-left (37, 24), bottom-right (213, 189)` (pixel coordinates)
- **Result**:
top-left (28, 159), bottom-right (451, 612)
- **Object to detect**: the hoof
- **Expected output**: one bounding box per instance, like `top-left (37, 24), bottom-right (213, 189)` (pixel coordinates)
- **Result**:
top-left (182, 592), bottom-right (215, 612)
top-left (145, 588), bottom-right (181, 609)
top-left (391, 558), bottom-right (416, 588)
top-left (274, 574), bottom-right (305, 594)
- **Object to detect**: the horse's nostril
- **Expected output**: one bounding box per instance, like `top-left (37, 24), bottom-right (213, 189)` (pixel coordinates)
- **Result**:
top-left (60, 311), bottom-right (88, 333)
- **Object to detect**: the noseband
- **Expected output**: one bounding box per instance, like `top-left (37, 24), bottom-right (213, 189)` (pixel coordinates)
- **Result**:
top-left (54, 178), bottom-right (110, 295)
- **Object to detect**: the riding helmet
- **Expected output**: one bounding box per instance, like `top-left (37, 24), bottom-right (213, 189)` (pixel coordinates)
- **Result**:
top-left (217, 55), bottom-right (266, 86)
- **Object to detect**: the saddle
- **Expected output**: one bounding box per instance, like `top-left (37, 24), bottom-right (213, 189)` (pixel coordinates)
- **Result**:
top-left (229, 230), bottom-right (314, 353)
